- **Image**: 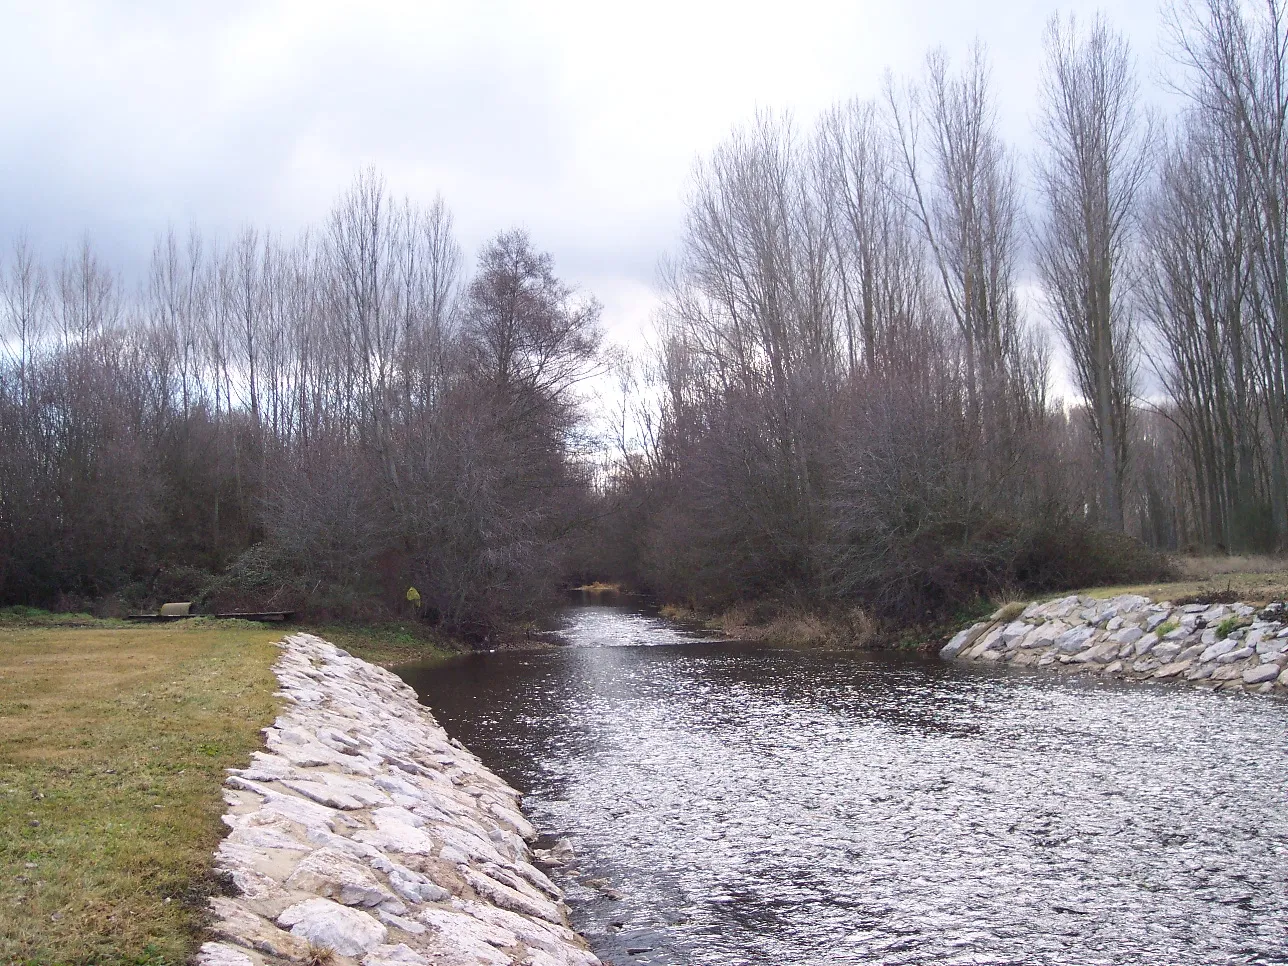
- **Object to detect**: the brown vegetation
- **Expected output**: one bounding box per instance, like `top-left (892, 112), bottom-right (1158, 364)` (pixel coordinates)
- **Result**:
top-left (0, 173), bottom-right (599, 636)
top-left (580, 1), bottom-right (1288, 623)
top-left (4, 0), bottom-right (1287, 633)
top-left (582, 33), bottom-right (1171, 624)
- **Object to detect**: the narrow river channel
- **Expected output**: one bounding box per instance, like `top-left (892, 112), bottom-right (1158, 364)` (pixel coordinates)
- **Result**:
top-left (398, 595), bottom-right (1288, 965)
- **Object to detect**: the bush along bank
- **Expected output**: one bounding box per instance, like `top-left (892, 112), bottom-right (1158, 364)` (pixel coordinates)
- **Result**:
top-left (941, 595), bottom-right (1288, 694)
top-left (201, 633), bottom-right (600, 966)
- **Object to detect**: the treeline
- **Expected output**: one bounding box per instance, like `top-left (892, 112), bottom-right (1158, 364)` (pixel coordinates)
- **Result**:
top-left (0, 170), bottom-right (600, 632)
top-left (4, 0), bottom-right (1287, 631)
top-left (585, 0), bottom-right (1288, 619)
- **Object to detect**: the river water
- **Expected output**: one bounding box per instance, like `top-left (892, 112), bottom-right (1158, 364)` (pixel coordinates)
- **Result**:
top-left (398, 596), bottom-right (1288, 965)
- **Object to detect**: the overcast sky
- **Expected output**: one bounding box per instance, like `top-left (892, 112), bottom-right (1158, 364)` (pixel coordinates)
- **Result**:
top-left (1, 0), bottom-right (1172, 364)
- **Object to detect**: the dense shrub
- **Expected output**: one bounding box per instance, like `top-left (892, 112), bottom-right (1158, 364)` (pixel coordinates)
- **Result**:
top-left (0, 175), bottom-right (599, 632)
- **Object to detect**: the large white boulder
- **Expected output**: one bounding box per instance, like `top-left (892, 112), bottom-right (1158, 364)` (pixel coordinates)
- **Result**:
top-left (278, 897), bottom-right (388, 957)
top-left (1242, 663), bottom-right (1281, 685)
top-left (284, 846), bottom-right (397, 907)
top-left (194, 942), bottom-right (255, 966)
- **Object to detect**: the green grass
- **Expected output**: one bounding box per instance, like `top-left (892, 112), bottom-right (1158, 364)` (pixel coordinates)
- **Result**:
top-left (0, 616), bottom-right (281, 966)
top-left (0, 606), bottom-right (131, 629)
top-left (1217, 615), bottom-right (1249, 638)
top-left (301, 621), bottom-right (460, 667)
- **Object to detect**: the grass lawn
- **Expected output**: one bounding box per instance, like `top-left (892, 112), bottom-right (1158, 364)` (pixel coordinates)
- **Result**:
top-left (0, 614), bottom-right (282, 966)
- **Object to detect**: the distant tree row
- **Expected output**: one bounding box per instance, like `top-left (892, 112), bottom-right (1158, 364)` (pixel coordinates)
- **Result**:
top-left (0, 169), bottom-right (600, 631)
top-left (585, 0), bottom-right (1288, 618)
top-left (4, 0), bottom-right (1286, 628)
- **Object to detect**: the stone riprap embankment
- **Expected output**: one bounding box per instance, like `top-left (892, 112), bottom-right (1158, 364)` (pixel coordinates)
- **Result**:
top-left (198, 633), bottom-right (601, 966)
top-left (941, 594), bottom-right (1288, 694)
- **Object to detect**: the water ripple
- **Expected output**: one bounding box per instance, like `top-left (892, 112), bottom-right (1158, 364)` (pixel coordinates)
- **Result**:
top-left (401, 602), bottom-right (1288, 965)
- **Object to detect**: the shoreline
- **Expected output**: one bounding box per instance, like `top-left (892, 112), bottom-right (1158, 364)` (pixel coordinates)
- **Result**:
top-left (200, 632), bottom-right (601, 966)
top-left (941, 593), bottom-right (1288, 695)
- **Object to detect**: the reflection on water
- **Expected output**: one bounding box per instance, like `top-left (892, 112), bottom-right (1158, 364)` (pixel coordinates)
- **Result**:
top-left (398, 595), bottom-right (1288, 965)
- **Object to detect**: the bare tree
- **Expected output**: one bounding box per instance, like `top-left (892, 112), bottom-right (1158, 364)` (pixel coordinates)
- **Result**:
top-left (56, 238), bottom-right (119, 346)
top-left (1034, 14), bottom-right (1151, 532)
top-left (815, 99), bottom-right (929, 378)
top-left (1169, 0), bottom-right (1288, 544)
top-left (1143, 111), bottom-right (1269, 548)
top-left (1, 233), bottom-right (49, 403)
top-left (147, 226), bottom-right (208, 420)
top-left (888, 44), bottom-right (1039, 437)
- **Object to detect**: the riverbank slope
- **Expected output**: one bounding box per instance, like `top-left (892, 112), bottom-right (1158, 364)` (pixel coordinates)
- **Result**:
top-left (202, 632), bottom-right (600, 966)
top-left (942, 592), bottom-right (1288, 694)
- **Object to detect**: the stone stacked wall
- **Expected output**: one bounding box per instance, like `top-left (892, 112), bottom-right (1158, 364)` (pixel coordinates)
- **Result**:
top-left (199, 633), bottom-right (601, 966)
top-left (941, 594), bottom-right (1288, 694)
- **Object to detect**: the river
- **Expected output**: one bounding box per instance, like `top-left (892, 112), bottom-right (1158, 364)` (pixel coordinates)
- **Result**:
top-left (397, 595), bottom-right (1288, 965)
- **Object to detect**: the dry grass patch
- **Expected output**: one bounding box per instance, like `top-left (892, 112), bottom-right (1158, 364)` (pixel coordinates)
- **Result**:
top-left (714, 603), bottom-right (876, 649)
top-left (991, 601), bottom-right (1028, 622)
top-left (658, 603), bottom-right (699, 622)
top-left (571, 582), bottom-right (624, 594)
top-left (1068, 555), bottom-right (1288, 606)
top-left (1174, 553), bottom-right (1287, 578)
top-left (0, 618), bottom-right (281, 966)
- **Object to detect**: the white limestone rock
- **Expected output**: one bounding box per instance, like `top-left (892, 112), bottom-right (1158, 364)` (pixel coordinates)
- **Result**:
top-left (1000, 621), bottom-right (1030, 647)
top-left (225, 822), bottom-right (313, 853)
top-left (1256, 636), bottom-right (1287, 656)
top-left (287, 772), bottom-right (394, 809)
top-left (370, 854), bottom-right (452, 904)
top-left (462, 866), bottom-right (564, 924)
top-left (1216, 646), bottom-right (1255, 664)
top-left (363, 943), bottom-right (431, 966)
top-left (966, 626), bottom-right (1005, 659)
top-left (1200, 639), bottom-right (1238, 663)
top-left (1023, 622), bottom-right (1066, 649)
top-left (1042, 596), bottom-right (1081, 619)
top-left (417, 907), bottom-right (517, 965)
top-left (1153, 659), bottom-right (1192, 679)
top-left (195, 942), bottom-right (257, 966)
top-left (1070, 642), bottom-right (1117, 665)
top-left (1133, 633), bottom-right (1159, 656)
top-left (278, 896), bottom-right (389, 956)
top-left (209, 897), bottom-right (310, 961)
top-left (1055, 626), bottom-right (1096, 654)
top-left (377, 908), bottom-right (429, 935)
top-left (1110, 625), bottom-right (1143, 646)
top-left (284, 847), bottom-right (397, 908)
top-left (206, 633), bottom-right (604, 966)
top-left (1242, 663), bottom-right (1281, 685)
top-left (355, 818), bottom-right (438, 857)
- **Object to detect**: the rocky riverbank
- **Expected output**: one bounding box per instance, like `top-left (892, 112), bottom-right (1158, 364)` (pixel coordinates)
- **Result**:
top-left (941, 593), bottom-right (1288, 694)
top-left (199, 633), bottom-right (601, 966)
